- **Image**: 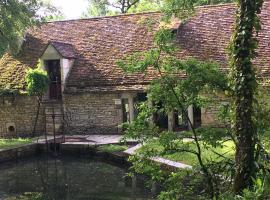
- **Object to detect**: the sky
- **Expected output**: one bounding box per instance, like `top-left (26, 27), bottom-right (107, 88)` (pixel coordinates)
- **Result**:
top-left (51, 0), bottom-right (89, 19)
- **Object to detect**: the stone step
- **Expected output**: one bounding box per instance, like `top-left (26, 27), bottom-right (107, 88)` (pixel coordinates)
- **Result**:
top-left (46, 121), bottom-right (62, 126)
top-left (46, 123), bottom-right (62, 129)
top-left (43, 102), bottom-right (64, 135)
top-left (45, 115), bottom-right (62, 121)
top-left (47, 131), bottom-right (63, 135)
top-left (45, 108), bottom-right (62, 115)
top-left (46, 126), bottom-right (63, 135)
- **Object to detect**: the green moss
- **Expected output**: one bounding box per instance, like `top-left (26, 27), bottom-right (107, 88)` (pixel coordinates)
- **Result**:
top-left (0, 138), bottom-right (34, 150)
top-left (0, 54), bottom-right (29, 90)
top-left (97, 144), bottom-right (128, 153)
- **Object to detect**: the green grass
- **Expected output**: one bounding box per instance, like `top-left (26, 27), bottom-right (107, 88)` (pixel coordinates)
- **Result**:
top-left (97, 144), bottom-right (128, 153)
top-left (165, 140), bottom-right (235, 166)
top-left (0, 138), bottom-right (34, 150)
top-left (138, 140), bottom-right (235, 166)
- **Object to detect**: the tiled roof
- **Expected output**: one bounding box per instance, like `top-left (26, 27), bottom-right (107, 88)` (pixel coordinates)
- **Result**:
top-left (0, 2), bottom-right (270, 92)
top-left (49, 41), bottom-right (77, 59)
top-left (0, 54), bottom-right (29, 90)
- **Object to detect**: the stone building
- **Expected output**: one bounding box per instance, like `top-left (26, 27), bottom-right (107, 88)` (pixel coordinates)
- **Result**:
top-left (0, 3), bottom-right (270, 136)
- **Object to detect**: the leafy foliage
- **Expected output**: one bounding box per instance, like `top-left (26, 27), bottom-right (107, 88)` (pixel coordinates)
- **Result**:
top-left (118, 25), bottom-right (233, 198)
top-left (82, 0), bottom-right (110, 17)
top-left (83, 0), bottom-right (145, 16)
top-left (128, 0), bottom-right (162, 13)
top-left (26, 67), bottom-right (49, 97)
top-left (0, 0), bottom-right (58, 57)
top-left (26, 67), bottom-right (49, 135)
top-left (118, 0), bottom-right (270, 195)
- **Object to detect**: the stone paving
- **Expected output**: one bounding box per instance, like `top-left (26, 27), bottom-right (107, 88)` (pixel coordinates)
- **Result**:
top-left (37, 135), bottom-right (135, 145)
top-left (124, 144), bottom-right (193, 170)
top-left (37, 134), bottom-right (193, 170)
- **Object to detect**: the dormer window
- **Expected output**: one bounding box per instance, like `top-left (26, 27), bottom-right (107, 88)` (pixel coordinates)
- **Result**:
top-left (40, 41), bottom-right (77, 100)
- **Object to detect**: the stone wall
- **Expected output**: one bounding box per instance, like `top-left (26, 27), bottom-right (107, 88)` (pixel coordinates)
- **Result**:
top-left (0, 91), bottom-right (233, 137)
top-left (201, 106), bottom-right (220, 127)
top-left (201, 100), bottom-right (230, 127)
top-left (63, 93), bottom-right (123, 134)
top-left (0, 95), bottom-right (44, 137)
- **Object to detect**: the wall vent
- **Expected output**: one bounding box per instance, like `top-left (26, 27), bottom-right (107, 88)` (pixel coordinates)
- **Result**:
top-left (6, 122), bottom-right (16, 134)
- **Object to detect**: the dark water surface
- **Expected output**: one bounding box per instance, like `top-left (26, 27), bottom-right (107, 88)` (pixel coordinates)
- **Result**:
top-left (0, 155), bottom-right (154, 200)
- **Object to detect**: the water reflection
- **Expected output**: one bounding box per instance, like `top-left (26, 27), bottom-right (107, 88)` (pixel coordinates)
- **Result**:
top-left (0, 155), bottom-right (155, 200)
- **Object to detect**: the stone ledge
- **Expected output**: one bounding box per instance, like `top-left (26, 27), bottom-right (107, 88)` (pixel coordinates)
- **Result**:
top-left (124, 144), bottom-right (193, 170)
top-left (0, 143), bottom-right (38, 163)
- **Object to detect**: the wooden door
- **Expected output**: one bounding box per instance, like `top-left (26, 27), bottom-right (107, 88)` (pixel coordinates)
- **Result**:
top-left (46, 60), bottom-right (62, 100)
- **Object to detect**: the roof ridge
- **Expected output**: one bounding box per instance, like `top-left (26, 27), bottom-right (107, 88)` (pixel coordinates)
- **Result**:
top-left (45, 11), bottom-right (161, 24)
top-left (50, 40), bottom-right (73, 45)
top-left (45, 3), bottom-right (239, 24)
top-left (196, 2), bottom-right (235, 9)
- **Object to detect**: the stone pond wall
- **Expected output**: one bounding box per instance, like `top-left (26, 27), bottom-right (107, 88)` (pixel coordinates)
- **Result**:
top-left (63, 93), bottom-right (123, 134)
top-left (0, 95), bottom-right (45, 137)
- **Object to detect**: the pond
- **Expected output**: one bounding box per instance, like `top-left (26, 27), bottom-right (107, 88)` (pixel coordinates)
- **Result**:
top-left (0, 155), bottom-right (155, 200)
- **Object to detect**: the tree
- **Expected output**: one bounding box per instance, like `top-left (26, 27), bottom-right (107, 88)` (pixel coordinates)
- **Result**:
top-left (83, 0), bottom-right (145, 17)
top-left (160, 0), bottom-right (266, 194)
top-left (117, 0), bottom-right (269, 197)
top-left (83, 0), bottom-right (233, 17)
top-left (83, 0), bottom-right (164, 17)
top-left (83, 0), bottom-right (140, 16)
top-left (0, 0), bottom-right (58, 57)
top-left (127, 0), bottom-right (162, 13)
top-left (82, 0), bottom-right (110, 17)
top-left (111, 0), bottom-right (140, 13)
top-left (26, 67), bottom-right (49, 135)
top-left (118, 28), bottom-right (230, 199)
top-left (228, 0), bottom-right (264, 194)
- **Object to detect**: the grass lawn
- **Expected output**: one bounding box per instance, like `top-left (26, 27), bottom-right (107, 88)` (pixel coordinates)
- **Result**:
top-left (97, 144), bottom-right (128, 153)
top-left (165, 140), bottom-right (235, 166)
top-left (138, 140), bottom-right (235, 166)
top-left (0, 138), bottom-right (34, 150)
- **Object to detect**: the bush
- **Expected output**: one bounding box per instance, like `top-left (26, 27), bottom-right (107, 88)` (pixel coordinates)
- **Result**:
top-left (26, 68), bottom-right (49, 97)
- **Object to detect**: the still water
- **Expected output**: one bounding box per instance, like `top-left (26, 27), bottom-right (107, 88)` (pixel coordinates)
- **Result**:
top-left (0, 155), bottom-right (154, 200)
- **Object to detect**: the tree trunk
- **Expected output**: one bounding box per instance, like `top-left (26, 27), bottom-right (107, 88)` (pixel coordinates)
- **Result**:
top-left (230, 0), bottom-right (263, 194)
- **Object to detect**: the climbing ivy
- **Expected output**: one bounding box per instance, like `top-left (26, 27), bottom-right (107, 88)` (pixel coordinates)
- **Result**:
top-left (228, 0), bottom-right (264, 194)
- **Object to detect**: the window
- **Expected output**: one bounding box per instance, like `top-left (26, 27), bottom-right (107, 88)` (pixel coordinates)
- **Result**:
top-left (122, 98), bottom-right (130, 123)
